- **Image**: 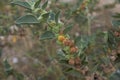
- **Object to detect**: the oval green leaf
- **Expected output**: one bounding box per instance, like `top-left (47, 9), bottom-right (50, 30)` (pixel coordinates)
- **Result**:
top-left (42, 0), bottom-right (48, 9)
top-left (40, 31), bottom-right (55, 40)
top-left (11, 1), bottom-right (31, 9)
top-left (55, 11), bottom-right (60, 24)
top-left (63, 24), bottom-right (73, 34)
top-left (16, 15), bottom-right (39, 24)
top-left (34, 0), bottom-right (41, 8)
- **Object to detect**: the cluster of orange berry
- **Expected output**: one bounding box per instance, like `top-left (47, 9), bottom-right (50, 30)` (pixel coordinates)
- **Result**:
top-left (58, 35), bottom-right (78, 53)
top-left (58, 35), bottom-right (81, 70)
top-left (68, 57), bottom-right (81, 67)
top-left (68, 57), bottom-right (81, 71)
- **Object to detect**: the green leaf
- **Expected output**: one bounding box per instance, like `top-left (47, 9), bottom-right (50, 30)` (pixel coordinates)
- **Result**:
top-left (77, 0), bottom-right (84, 5)
top-left (42, 0), bottom-right (48, 9)
top-left (42, 12), bottom-right (50, 19)
top-left (91, 63), bottom-right (99, 73)
top-left (57, 49), bottom-right (67, 60)
top-left (108, 31), bottom-right (117, 49)
top-left (34, 0), bottom-right (41, 8)
top-left (11, 1), bottom-right (31, 9)
top-left (48, 12), bottom-right (55, 21)
top-left (3, 59), bottom-right (13, 76)
top-left (75, 36), bottom-right (90, 49)
top-left (65, 69), bottom-right (83, 78)
top-left (112, 13), bottom-right (120, 18)
top-left (3, 59), bottom-right (12, 71)
top-left (16, 15), bottom-right (39, 24)
top-left (40, 31), bottom-right (55, 40)
top-left (55, 11), bottom-right (60, 24)
top-left (112, 20), bottom-right (120, 26)
top-left (63, 24), bottom-right (73, 34)
top-left (14, 72), bottom-right (24, 80)
top-left (110, 69), bottom-right (120, 80)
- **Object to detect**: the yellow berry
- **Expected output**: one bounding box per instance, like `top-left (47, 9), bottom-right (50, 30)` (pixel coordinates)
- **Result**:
top-left (58, 35), bottom-right (65, 42)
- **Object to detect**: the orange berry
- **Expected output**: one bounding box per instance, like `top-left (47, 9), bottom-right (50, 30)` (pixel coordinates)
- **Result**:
top-left (58, 35), bottom-right (65, 42)
top-left (69, 40), bottom-right (75, 47)
top-left (68, 58), bottom-right (75, 65)
top-left (63, 39), bottom-right (75, 47)
top-left (70, 46), bottom-right (78, 53)
top-left (63, 38), bottom-right (71, 46)
top-left (75, 57), bottom-right (81, 65)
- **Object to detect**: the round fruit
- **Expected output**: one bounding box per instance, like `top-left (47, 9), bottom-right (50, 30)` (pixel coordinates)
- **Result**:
top-left (69, 40), bottom-right (75, 47)
top-left (68, 58), bottom-right (75, 65)
top-left (70, 46), bottom-right (78, 53)
top-left (75, 57), bottom-right (81, 65)
top-left (63, 38), bottom-right (71, 46)
top-left (58, 35), bottom-right (65, 42)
